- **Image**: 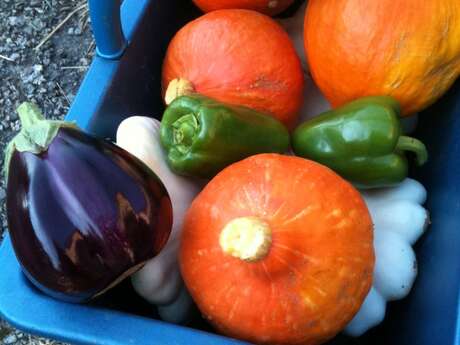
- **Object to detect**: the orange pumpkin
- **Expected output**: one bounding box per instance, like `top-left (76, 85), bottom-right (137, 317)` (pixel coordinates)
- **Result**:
top-left (162, 10), bottom-right (304, 128)
top-left (180, 154), bottom-right (374, 345)
top-left (192, 0), bottom-right (296, 16)
top-left (304, 0), bottom-right (460, 116)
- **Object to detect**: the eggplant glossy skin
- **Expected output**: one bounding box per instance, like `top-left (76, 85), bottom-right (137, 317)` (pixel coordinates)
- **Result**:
top-left (6, 127), bottom-right (173, 303)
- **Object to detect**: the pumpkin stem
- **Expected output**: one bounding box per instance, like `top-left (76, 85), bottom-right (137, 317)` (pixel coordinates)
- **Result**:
top-left (165, 78), bottom-right (195, 105)
top-left (219, 217), bottom-right (272, 262)
top-left (268, 1), bottom-right (279, 9)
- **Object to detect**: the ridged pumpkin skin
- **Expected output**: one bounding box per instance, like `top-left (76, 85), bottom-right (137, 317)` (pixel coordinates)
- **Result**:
top-left (304, 0), bottom-right (460, 116)
top-left (162, 10), bottom-right (304, 128)
top-left (192, 0), bottom-right (296, 16)
top-left (180, 154), bottom-right (374, 345)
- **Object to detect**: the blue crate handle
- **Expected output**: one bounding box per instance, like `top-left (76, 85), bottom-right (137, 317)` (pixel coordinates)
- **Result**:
top-left (88, 0), bottom-right (127, 59)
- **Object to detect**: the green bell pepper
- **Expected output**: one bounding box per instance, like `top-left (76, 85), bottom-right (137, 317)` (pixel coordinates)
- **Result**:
top-left (160, 95), bottom-right (289, 178)
top-left (292, 96), bottom-right (428, 188)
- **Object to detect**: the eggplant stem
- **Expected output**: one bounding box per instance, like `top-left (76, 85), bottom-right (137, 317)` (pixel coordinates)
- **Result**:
top-left (17, 102), bottom-right (45, 128)
top-left (3, 102), bottom-right (78, 182)
top-left (397, 136), bottom-right (428, 166)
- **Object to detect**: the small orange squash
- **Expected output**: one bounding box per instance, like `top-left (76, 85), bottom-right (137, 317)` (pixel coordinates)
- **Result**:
top-left (192, 0), bottom-right (296, 16)
top-left (162, 10), bottom-right (304, 128)
top-left (180, 154), bottom-right (374, 345)
top-left (304, 0), bottom-right (460, 116)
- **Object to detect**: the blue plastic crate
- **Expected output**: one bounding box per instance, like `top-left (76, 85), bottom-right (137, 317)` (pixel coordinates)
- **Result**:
top-left (1, 0), bottom-right (460, 344)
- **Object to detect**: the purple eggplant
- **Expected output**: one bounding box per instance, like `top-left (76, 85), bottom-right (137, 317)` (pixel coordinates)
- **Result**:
top-left (4, 103), bottom-right (173, 303)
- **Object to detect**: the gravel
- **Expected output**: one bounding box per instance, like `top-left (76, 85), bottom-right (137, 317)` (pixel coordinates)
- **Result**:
top-left (1, 319), bottom-right (65, 345)
top-left (0, 0), bottom-right (93, 343)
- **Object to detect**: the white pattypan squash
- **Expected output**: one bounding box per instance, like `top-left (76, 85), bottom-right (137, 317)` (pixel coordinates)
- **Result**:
top-left (116, 116), bottom-right (202, 324)
top-left (346, 179), bottom-right (429, 336)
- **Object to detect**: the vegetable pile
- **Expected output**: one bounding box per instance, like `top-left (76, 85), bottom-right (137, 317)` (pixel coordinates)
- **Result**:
top-left (4, 0), bottom-right (458, 344)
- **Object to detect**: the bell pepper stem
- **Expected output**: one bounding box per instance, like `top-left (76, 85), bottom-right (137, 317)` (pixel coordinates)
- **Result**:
top-left (171, 113), bottom-right (200, 155)
top-left (397, 136), bottom-right (428, 166)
